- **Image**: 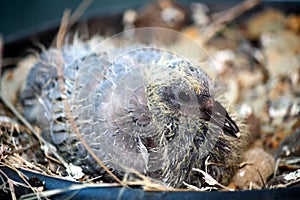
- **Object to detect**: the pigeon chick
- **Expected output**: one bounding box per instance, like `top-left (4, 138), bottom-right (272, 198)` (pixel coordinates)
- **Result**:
top-left (19, 36), bottom-right (248, 188)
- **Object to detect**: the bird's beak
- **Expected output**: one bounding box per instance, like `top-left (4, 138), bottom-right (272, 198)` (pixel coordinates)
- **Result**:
top-left (204, 100), bottom-right (240, 138)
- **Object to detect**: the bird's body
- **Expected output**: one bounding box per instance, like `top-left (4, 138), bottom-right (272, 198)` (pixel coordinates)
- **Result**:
top-left (20, 36), bottom-right (247, 188)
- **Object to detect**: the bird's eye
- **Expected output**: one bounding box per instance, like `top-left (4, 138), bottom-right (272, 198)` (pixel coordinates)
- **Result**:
top-left (178, 91), bottom-right (191, 102)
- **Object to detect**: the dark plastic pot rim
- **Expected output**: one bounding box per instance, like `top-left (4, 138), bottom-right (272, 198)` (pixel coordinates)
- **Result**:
top-left (0, 166), bottom-right (299, 200)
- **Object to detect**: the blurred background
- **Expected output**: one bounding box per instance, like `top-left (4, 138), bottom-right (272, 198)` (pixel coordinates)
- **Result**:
top-left (0, 0), bottom-right (245, 41)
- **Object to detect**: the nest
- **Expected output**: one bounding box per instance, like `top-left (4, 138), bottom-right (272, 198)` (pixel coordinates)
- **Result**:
top-left (1, 0), bottom-right (300, 199)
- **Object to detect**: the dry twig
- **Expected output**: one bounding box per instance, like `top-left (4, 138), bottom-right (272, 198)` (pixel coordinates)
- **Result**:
top-left (202, 0), bottom-right (261, 42)
top-left (54, 3), bottom-right (126, 186)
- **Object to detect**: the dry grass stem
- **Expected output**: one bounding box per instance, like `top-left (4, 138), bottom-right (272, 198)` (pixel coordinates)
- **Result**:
top-left (55, 7), bottom-right (126, 186)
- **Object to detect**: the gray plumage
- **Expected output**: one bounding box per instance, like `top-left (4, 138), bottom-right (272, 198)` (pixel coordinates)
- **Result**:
top-left (20, 38), bottom-right (246, 188)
